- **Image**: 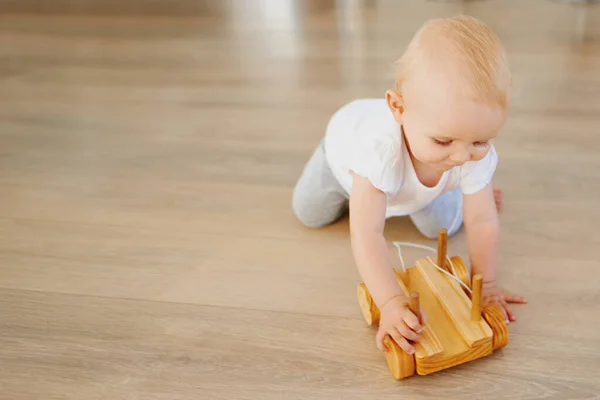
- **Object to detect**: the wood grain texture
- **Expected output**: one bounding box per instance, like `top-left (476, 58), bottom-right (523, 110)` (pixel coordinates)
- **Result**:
top-left (409, 292), bottom-right (422, 323)
top-left (415, 259), bottom-right (493, 347)
top-left (482, 303), bottom-right (510, 350)
top-left (405, 259), bottom-right (494, 376)
top-left (471, 274), bottom-right (483, 322)
top-left (1, 0), bottom-right (600, 398)
top-left (383, 336), bottom-right (416, 380)
top-left (394, 272), bottom-right (445, 361)
top-left (357, 283), bottom-right (379, 326)
top-left (449, 256), bottom-right (471, 291)
top-left (357, 252), bottom-right (504, 378)
top-left (437, 229), bottom-right (448, 272)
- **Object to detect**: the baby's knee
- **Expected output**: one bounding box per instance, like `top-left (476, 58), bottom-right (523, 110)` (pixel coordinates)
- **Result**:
top-left (416, 225), bottom-right (440, 240)
top-left (292, 191), bottom-right (325, 229)
top-left (409, 197), bottom-right (463, 239)
top-left (292, 208), bottom-right (322, 229)
top-left (446, 221), bottom-right (462, 237)
top-left (292, 187), bottom-right (347, 229)
top-left (292, 208), bottom-right (328, 229)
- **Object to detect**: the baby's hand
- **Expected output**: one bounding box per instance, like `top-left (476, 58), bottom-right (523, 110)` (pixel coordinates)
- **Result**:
top-left (482, 282), bottom-right (527, 322)
top-left (375, 295), bottom-right (426, 354)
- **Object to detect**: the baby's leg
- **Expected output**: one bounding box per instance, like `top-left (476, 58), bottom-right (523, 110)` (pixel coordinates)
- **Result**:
top-left (409, 188), bottom-right (463, 239)
top-left (292, 141), bottom-right (349, 228)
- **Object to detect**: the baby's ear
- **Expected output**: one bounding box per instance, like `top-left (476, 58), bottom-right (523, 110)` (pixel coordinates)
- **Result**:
top-left (385, 89), bottom-right (404, 124)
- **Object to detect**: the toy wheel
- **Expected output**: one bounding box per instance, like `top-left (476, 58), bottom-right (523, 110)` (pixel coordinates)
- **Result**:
top-left (383, 336), bottom-right (416, 380)
top-left (449, 256), bottom-right (471, 292)
top-left (482, 303), bottom-right (508, 350)
top-left (357, 283), bottom-right (380, 326)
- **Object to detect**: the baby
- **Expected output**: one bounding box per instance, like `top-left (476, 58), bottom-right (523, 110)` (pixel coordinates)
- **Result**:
top-left (292, 15), bottom-right (526, 354)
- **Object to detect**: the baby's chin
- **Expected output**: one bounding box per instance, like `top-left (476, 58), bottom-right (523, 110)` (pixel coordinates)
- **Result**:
top-left (421, 159), bottom-right (456, 172)
top-left (435, 164), bottom-right (455, 172)
top-left (413, 154), bottom-right (459, 172)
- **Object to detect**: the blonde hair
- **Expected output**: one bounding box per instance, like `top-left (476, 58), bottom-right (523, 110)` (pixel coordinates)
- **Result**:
top-left (395, 15), bottom-right (511, 108)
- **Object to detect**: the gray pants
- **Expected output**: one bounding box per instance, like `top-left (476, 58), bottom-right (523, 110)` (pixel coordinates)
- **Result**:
top-left (292, 141), bottom-right (463, 239)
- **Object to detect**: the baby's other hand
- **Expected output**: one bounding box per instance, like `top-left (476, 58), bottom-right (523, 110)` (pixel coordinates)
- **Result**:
top-left (375, 295), bottom-right (427, 354)
top-left (481, 282), bottom-right (527, 322)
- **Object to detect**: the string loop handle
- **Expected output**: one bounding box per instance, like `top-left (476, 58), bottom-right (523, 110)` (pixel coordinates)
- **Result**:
top-left (392, 241), bottom-right (472, 295)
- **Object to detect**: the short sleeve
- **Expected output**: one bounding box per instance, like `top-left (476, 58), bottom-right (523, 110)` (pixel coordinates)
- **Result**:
top-left (349, 134), bottom-right (403, 196)
top-left (459, 146), bottom-right (498, 195)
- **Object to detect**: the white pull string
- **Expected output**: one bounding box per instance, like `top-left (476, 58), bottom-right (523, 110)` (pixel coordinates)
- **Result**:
top-left (391, 241), bottom-right (472, 295)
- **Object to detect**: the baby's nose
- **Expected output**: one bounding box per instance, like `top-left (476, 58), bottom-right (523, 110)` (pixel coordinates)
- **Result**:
top-left (450, 150), bottom-right (471, 165)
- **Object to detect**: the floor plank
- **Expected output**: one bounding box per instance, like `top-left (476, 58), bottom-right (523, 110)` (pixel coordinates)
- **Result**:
top-left (1, 289), bottom-right (598, 400)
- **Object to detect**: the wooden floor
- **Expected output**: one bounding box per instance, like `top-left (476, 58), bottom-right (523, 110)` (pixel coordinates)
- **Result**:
top-left (1, 0), bottom-right (600, 398)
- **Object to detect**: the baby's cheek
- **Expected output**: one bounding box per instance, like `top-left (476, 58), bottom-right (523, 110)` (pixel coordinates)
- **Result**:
top-left (422, 146), bottom-right (446, 162)
top-left (414, 142), bottom-right (433, 157)
top-left (470, 149), bottom-right (490, 162)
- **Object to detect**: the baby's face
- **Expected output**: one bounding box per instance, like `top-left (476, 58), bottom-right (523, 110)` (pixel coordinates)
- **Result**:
top-left (402, 95), bottom-right (505, 172)
top-left (388, 73), bottom-right (506, 172)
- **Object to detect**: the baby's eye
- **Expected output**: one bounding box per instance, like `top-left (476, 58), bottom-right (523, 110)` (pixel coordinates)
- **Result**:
top-left (473, 141), bottom-right (489, 147)
top-left (433, 138), bottom-right (452, 146)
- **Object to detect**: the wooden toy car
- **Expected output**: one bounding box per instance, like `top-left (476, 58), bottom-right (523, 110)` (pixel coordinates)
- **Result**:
top-left (356, 229), bottom-right (508, 380)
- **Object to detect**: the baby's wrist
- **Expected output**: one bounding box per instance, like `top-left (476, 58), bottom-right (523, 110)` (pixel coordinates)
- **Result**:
top-left (482, 279), bottom-right (496, 288)
top-left (471, 267), bottom-right (495, 286)
top-left (379, 293), bottom-right (408, 311)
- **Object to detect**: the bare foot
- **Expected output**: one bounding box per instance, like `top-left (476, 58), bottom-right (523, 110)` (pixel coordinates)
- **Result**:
top-left (494, 188), bottom-right (503, 212)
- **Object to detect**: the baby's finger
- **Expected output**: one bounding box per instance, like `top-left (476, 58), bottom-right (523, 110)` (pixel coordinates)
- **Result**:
top-left (403, 312), bottom-right (422, 333)
top-left (397, 321), bottom-right (421, 342)
top-left (505, 294), bottom-right (527, 304)
top-left (497, 298), bottom-right (513, 322)
top-left (389, 329), bottom-right (415, 355)
top-left (503, 303), bottom-right (516, 322)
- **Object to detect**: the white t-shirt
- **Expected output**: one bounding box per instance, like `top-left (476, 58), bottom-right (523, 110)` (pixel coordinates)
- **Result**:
top-left (323, 98), bottom-right (498, 218)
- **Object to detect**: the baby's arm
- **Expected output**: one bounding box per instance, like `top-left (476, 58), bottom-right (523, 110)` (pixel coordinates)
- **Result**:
top-left (349, 173), bottom-right (403, 307)
top-left (463, 183), bottom-right (500, 283)
top-left (349, 173), bottom-right (423, 353)
top-left (463, 184), bottom-right (526, 321)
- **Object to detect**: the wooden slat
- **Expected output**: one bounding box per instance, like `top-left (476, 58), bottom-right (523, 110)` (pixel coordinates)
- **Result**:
top-left (394, 270), bottom-right (444, 360)
top-left (416, 259), bottom-right (493, 347)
